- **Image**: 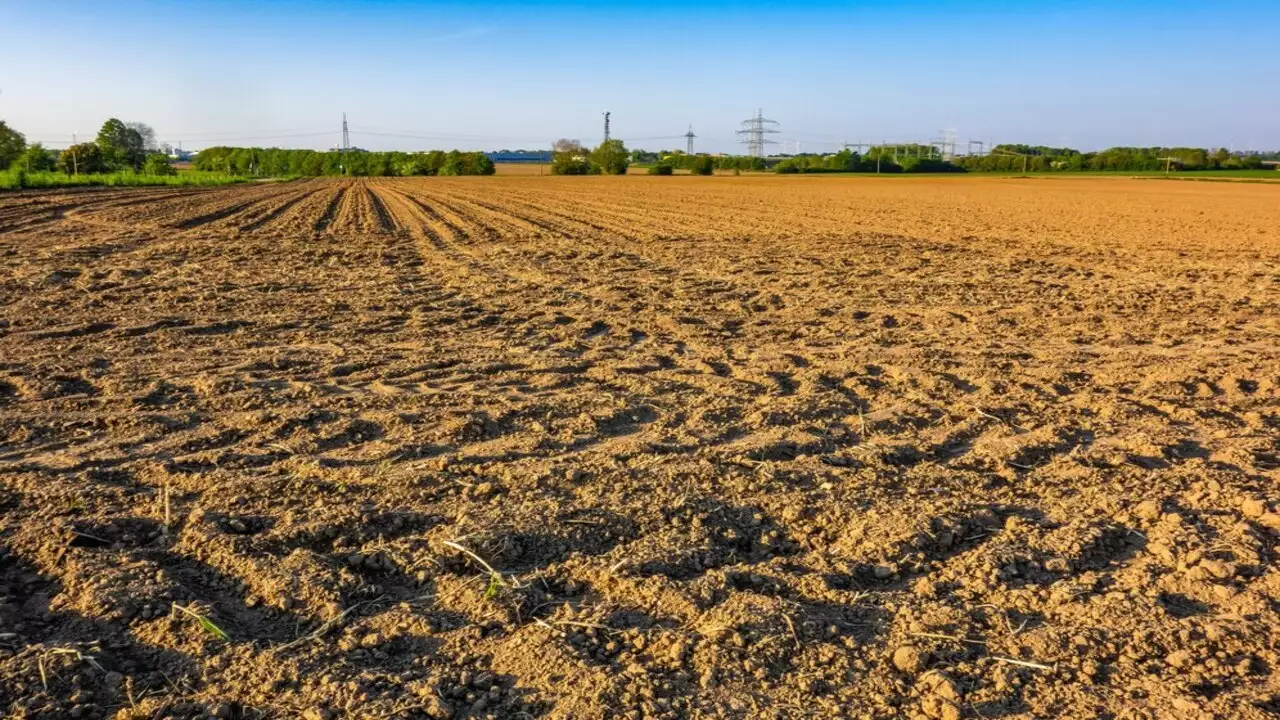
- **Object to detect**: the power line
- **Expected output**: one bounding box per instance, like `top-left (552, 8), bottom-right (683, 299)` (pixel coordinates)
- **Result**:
top-left (23, 130), bottom-right (336, 144)
top-left (151, 127), bottom-right (329, 138)
top-left (618, 135), bottom-right (685, 142)
top-left (351, 129), bottom-right (558, 143)
top-left (777, 137), bottom-right (844, 149)
top-left (348, 125), bottom-right (522, 140)
top-left (353, 128), bottom-right (686, 145)
top-left (168, 131), bottom-right (336, 143)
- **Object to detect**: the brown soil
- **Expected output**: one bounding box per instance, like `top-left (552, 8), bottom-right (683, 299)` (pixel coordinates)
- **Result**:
top-left (1, 176), bottom-right (1279, 720)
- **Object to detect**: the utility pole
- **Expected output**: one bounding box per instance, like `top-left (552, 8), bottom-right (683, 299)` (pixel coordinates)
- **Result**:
top-left (685, 125), bottom-right (696, 155)
top-left (339, 112), bottom-right (351, 175)
top-left (736, 109), bottom-right (780, 158)
top-left (603, 111), bottom-right (611, 143)
top-left (71, 132), bottom-right (79, 175)
top-left (935, 129), bottom-right (957, 161)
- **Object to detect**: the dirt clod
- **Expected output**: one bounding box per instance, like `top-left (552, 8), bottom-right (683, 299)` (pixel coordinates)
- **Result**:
top-left (1134, 499), bottom-right (1164, 521)
top-left (894, 645), bottom-right (927, 673)
top-left (1241, 498), bottom-right (1268, 518)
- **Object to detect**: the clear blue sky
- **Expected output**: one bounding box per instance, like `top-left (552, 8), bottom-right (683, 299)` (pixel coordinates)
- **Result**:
top-left (4, 0), bottom-right (1277, 153)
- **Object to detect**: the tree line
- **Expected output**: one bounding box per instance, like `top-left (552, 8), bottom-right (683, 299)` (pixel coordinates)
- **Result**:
top-left (772, 148), bottom-right (959, 174)
top-left (0, 118), bottom-right (176, 176)
top-left (193, 147), bottom-right (495, 177)
top-left (0, 117), bottom-right (496, 180)
top-left (5, 115), bottom-right (1276, 181)
top-left (771, 145), bottom-right (1277, 174)
top-left (659, 152), bottom-right (768, 173)
top-left (954, 145), bottom-right (1274, 172)
top-left (548, 141), bottom-right (780, 176)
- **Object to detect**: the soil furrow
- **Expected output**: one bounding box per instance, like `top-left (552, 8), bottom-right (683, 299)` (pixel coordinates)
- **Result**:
top-left (235, 182), bottom-right (325, 232)
top-left (4, 176), bottom-right (1280, 720)
top-left (312, 182), bottom-right (350, 232)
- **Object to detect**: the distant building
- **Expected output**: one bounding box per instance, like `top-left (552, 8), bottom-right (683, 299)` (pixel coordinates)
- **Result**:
top-left (168, 148), bottom-right (195, 161)
top-left (486, 151), bottom-right (552, 164)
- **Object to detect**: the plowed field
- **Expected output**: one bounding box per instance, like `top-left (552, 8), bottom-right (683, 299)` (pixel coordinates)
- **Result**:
top-left (2, 176), bottom-right (1279, 720)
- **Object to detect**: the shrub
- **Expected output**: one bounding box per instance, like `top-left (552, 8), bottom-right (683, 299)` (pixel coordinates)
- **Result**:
top-left (143, 154), bottom-right (177, 176)
top-left (825, 148), bottom-right (858, 172)
top-left (589, 139), bottom-right (630, 175)
top-left (473, 154), bottom-right (496, 176)
top-left (1, 170), bottom-right (248, 190)
top-left (58, 143), bottom-right (108, 174)
top-left (647, 163), bottom-right (673, 176)
top-left (15, 144), bottom-right (55, 172)
top-left (898, 157), bottom-right (962, 173)
top-left (551, 153), bottom-right (590, 175)
top-left (689, 156), bottom-right (714, 176)
top-left (396, 157), bottom-right (431, 176)
top-left (439, 150), bottom-right (467, 176)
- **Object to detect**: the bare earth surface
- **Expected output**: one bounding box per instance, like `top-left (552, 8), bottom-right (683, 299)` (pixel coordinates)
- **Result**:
top-left (1, 176), bottom-right (1279, 720)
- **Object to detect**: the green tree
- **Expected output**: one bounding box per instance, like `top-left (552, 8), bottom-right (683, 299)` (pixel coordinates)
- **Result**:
top-left (96, 118), bottom-right (145, 170)
top-left (126, 122), bottom-right (159, 153)
top-left (774, 159), bottom-right (799, 174)
top-left (15, 143), bottom-right (56, 171)
top-left (647, 163), bottom-right (673, 175)
top-left (630, 148), bottom-right (659, 164)
top-left (823, 149), bottom-right (858, 172)
top-left (589, 139), bottom-right (629, 175)
top-left (58, 143), bottom-right (108, 174)
top-left (143, 153), bottom-right (177, 176)
top-left (688, 155), bottom-right (714, 176)
top-left (439, 150), bottom-right (465, 176)
top-left (396, 154), bottom-right (432, 176)
top-left (550, 139), bottom-right (589, 175)
top-left (0, 121), bottom-right (26, 169)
